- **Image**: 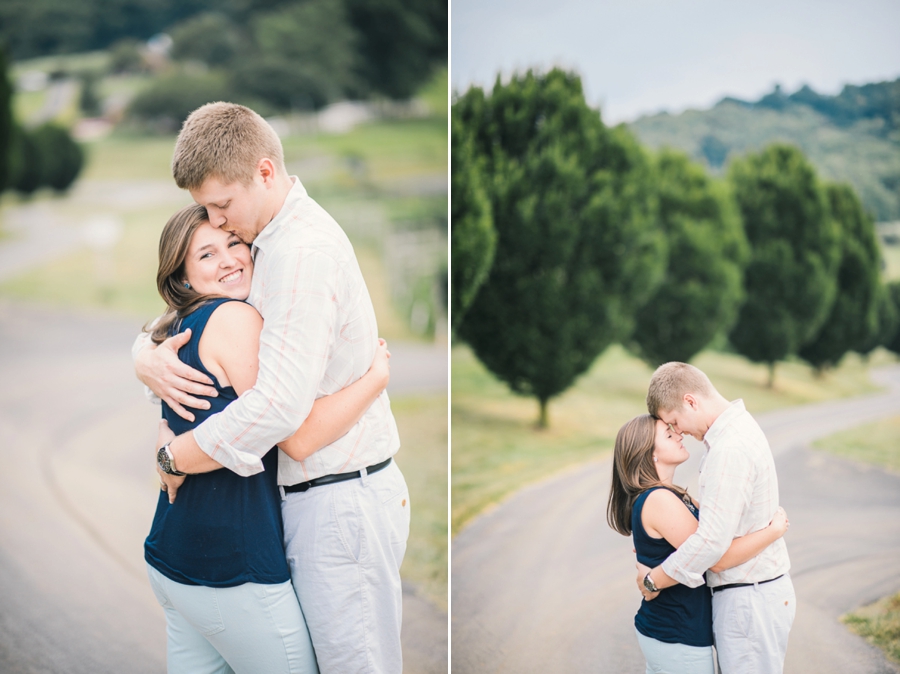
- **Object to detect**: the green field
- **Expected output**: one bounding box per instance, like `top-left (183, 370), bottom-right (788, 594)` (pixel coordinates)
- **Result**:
top-left (451, 343), bottom-right (893, 534)
top-left (813, 415), bottom-right (900, 474)
top-left (392, 394), bottom-right (448, 609)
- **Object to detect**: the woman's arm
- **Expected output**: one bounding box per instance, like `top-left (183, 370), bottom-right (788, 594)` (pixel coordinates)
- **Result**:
top-left (203, 302), bottom-right (390, 463)
top-left (642, 490), bottom-right (789, 573)
top-left (709, 507), bottom-right (788, 573)
top-left (276, 340), bottom-right (390, 461)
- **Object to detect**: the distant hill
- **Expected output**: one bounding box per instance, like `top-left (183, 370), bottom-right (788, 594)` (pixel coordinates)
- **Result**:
top-left (628, 78), bottom-right (900, 221)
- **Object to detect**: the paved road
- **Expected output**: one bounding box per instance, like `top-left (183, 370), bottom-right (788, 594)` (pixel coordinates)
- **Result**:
top-left (0, 300), bottom-right (447, 673)
top-left (452, 368), bottom-right (900, 673)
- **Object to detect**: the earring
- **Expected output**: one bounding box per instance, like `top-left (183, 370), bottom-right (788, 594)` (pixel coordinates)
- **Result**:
top-left (183, 282), bottom-right (191, 289)
top-left (653, 456), bottom-right (658, 462)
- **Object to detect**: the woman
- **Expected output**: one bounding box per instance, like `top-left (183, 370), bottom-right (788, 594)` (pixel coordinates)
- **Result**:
top-left (607, 414), bottom-right (789, 674)
top-left (143, 203), bottom-right (390, 673)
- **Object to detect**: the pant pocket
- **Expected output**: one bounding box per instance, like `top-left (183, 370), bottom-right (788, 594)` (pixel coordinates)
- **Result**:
top-left (146, 565), bottom-right (172, 609)
top-left (173, 585), bottom-right (227, 637)
top-left (333, 485), bottom-right (363, 563)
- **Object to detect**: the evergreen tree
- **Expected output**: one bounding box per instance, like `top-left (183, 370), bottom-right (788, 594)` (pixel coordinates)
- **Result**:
top-left (629, 150), bottom-right (748, 367)
top-left (232, 0), bottom-right (359, 110)
top-left (0, 47), bottom-right (12, 194)
top-left (32, 123), bottom-right (84, 192)
top-left (455, 69), bottom-right (666, 426)
top-left (860, 284), bottom-right (900, 358)
top-left (450, 112), bottom-right (495, 332)
top-left (727, 144), bottom-right (841, 386)
top-left (798, 183), bottom-right (882, 371)
top-left (884, 281), bottom-right (900, 357)
top-left (8, 125), bottom-right (42, 196)
top-left (345, 0), bottom-right (447, 99)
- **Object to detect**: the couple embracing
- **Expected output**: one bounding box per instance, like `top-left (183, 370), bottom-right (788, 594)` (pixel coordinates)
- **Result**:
top-left (608, 362), bottom-right (796, 674)
top-left (133, 103), bottom-right (408, 673)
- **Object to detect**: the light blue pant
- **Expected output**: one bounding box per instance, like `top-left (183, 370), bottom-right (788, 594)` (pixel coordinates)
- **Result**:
top-left (147, 564), bottom-right (318, 674)
top-left (281, 459), bottom-right (410, 674)
top-left (635, 628), bottom-right (716, 674)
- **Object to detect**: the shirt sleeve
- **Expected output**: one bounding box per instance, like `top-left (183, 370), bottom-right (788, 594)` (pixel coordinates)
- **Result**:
top-left (132, 329), bottom-right (161, 405)
top-left (192, 247), bottom-right (340, 476)
top-left (661, 441), bottom-right (755, 587)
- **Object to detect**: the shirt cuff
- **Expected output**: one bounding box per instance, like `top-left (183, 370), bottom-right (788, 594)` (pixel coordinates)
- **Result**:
top-left (193, 422), bottom-right (266, 477)
top-left (662, 556), bottom-right (707, 589)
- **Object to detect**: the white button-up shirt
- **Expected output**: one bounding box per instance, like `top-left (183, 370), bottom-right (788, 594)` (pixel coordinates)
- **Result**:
top-left (139, 177), bottom-right (399, 484)
top-left (661, 400), bottom-right (790, 588)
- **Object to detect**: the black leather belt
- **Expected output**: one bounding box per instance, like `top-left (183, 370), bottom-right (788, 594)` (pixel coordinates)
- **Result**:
top-left (711, 574), bottom-right (784, 593)
top-left (283, 457), bottom-right (392, 493)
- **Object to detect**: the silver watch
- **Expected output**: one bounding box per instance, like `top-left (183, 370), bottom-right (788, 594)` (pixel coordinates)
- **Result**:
top-left (643, 572), bottom-right (659, 594)
top-left (157, 442), bottom-right (186, 476)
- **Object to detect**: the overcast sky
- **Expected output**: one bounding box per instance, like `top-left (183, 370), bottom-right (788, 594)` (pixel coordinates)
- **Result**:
top-left (451, 0), bottom-right (900, 124)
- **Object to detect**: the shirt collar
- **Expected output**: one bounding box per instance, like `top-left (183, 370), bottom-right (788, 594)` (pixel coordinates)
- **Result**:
top-left (251, 176), bottom-right (307, 254)
top-left (703, 399), bottom-right (745, 448)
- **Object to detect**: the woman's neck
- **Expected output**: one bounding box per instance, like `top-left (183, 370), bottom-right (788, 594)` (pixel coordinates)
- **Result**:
top-left (655, 464), bottom-right (677, 485)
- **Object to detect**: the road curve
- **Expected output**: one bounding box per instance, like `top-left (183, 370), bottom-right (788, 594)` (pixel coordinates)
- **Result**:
top-left (451, 367), bottom-right (900, 673)
top-left (0, 300), bottom-right (447, 673)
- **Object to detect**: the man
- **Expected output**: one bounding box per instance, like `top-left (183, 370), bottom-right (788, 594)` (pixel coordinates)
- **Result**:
top-left (134, 102), bottom-right (409, 674)
top-left (637, 362), bottom-right (795, 673)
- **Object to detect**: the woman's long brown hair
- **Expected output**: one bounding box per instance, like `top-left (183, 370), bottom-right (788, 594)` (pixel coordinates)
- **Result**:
top-left (143, 203), bottom-right (220, 344)
top-left (606, 414), bottom-right (688, 536)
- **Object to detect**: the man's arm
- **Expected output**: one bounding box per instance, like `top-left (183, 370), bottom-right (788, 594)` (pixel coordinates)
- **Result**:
top-left (648, 444), bottom-right (755, 591)
top-left (177, 247), bottom-right (342, 476)
top-left (278, 339), bottom-right (390, 462)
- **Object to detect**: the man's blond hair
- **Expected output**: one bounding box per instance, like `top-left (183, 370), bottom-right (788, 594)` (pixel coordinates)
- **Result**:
top-left (172, 102), bottom-right (286, 190)
top-left (646, 362), bottom-right (715, 417)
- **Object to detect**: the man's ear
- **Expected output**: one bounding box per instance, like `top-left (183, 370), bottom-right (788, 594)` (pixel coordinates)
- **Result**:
top-left (257, 158), bottom-right (276, 184)
top-left (683, 393), bottom-right (699, 410)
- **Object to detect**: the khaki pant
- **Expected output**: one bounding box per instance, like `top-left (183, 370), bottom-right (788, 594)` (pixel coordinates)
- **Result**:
top-left (281, 459), bottom-right (410, 674)
top-left (712, 574), bottom-right (796, 674)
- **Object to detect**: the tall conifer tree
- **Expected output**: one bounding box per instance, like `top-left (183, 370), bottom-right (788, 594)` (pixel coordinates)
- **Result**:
top-left (455, 69), bottom-right (666, 426)
top-left (727, 144), bottom-right (841, 386)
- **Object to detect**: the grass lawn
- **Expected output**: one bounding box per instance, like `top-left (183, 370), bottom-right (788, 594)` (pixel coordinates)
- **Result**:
top-left (392, 394), bottom-right (448, 610)
top-left (451, 343), bottom-right (893, 535)
top-left (843, 592), bottom-right (900, 665)
top-left (813, 415), bottom-right (900, 474)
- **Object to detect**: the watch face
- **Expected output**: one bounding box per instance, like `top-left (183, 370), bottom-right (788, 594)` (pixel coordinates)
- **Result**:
top-left (157, 446), bottom-right (171, 473)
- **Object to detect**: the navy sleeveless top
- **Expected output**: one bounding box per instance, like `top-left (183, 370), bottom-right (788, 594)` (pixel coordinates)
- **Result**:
top-left (632, 486), bottom-right (713, 647)
top-left (144, 298), bottom-right (291, 588)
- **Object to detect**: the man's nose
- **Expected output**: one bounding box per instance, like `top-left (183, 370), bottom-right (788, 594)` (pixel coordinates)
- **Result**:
top-left (208, 210), bottom-right (226, 228)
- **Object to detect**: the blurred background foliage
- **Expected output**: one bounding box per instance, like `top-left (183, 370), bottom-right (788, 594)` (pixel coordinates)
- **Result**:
top-left (0, 0), bottom-right (448, 608)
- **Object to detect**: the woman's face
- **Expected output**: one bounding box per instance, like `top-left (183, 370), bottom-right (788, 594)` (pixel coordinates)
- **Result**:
top-left (653, 419), bottom-right (689, 470)
top-left (183, 221), bottom-right (253, 300)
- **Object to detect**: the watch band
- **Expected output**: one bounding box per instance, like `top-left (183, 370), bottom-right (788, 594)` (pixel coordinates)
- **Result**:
top-left (643, 572), bottom-right (659, 594)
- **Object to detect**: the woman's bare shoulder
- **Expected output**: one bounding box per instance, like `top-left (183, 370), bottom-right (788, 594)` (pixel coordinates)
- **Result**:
top-left (643, 487), bottom-right (686, 513)
top-left (205, 300), bottom-right (262, 336)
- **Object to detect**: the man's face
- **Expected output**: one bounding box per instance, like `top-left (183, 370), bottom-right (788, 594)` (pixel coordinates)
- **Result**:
top-left (190, 175), bottom-right (267, 245)
top-left (657, 398), bottom-right (705, 441)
